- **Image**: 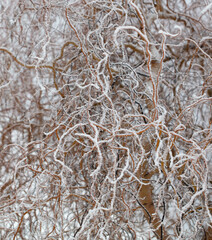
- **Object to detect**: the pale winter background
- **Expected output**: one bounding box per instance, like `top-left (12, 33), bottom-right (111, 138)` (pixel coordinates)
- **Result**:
top-left (0, 0), bottom-right (211, 239)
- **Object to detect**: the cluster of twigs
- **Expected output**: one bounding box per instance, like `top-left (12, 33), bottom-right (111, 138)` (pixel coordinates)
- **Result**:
top-left (0, 0), bottom-right (211, 239)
